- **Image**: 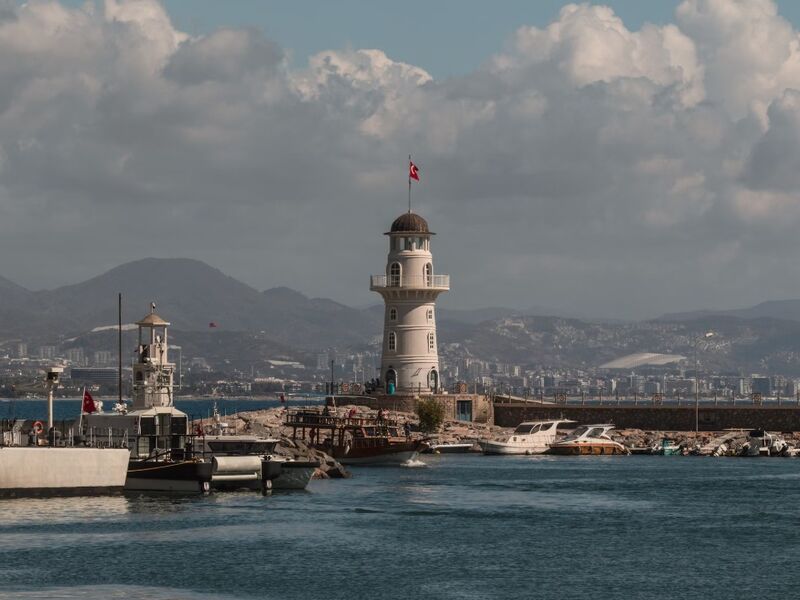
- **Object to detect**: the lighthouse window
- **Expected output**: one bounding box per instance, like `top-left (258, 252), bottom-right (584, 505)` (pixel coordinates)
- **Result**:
top-left (404, 237), bottom-right (414, 251)
top-left (388, 331), bottom-right (397, 351)
top-left (389, 263), bottom-right (401, 287)
top-left (426, 308), bottom-right (434, 321)
top-left (427, 332), bottom-right (435, 352)
top-left (424, 263), bottom-right (433, 286)
top-left (389, 307), bottom-right (397, 321)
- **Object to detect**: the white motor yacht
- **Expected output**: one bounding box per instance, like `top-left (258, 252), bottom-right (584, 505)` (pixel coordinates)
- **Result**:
top-left (480, 420), bottom-right (573, 455)
top-left (549, 424), bottom-right (628, 456)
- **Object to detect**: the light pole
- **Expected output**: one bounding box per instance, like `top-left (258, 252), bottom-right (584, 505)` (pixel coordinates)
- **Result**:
top-left (694, 331), bottom-right (715, 434)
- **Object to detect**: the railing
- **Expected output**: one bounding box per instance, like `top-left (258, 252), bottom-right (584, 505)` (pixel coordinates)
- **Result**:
top-left (370, 274), bottom-right (450, 289)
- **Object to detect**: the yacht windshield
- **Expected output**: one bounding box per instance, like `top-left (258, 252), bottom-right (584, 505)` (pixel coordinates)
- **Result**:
top-left (514, 425), bottom-right (530, 434)
top-left (565, 426), bottom-right (590, 439)
top-left (586, 427), bottom-right (607, 438)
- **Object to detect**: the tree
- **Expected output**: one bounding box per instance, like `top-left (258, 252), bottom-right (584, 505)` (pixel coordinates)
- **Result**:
top-left (416, 397), bottom-right (446, 433)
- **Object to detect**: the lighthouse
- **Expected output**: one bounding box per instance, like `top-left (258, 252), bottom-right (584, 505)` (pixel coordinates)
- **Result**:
top-left (132, 303), bottom-right (175, 409)
top-left (370, 212), bottom-right (449, 394)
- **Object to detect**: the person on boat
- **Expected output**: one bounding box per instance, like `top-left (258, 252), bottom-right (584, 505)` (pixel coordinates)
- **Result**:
top-left (377, 408), bottom-right (384, 422)
top-left (403, 422), bottom-right (411, 439)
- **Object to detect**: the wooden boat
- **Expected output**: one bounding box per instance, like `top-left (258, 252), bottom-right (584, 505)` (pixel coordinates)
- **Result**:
top-left (286, 409), bottom-right (425, 465)
top-left (549, 424), bottom-right (628, 456)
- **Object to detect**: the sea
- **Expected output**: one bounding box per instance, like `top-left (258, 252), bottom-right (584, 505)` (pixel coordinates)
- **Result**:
top-left (1, 454), bottom-right (798, 599)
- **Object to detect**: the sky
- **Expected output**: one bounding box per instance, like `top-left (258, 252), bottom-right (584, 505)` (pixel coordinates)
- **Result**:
top-left (4, 0), bottom-right (800, 319)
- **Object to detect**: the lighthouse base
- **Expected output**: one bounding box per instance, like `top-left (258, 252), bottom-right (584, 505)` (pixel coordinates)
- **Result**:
top-left (350, 392), bottom-right (493, 424)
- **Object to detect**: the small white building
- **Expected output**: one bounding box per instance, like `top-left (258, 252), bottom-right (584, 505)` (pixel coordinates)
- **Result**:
top-left (370, 212), bottom-right (449, 394)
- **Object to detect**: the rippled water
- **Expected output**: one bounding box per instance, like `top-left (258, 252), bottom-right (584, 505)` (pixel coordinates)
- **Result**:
top-left (2, 455), bottom-right (799, 599)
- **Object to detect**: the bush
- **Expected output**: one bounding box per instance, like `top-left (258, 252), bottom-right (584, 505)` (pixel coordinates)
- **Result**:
top-left (416, 398), bottom-right (446, 433)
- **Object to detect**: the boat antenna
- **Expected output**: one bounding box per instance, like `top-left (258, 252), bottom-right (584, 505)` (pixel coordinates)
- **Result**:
top-left (118, 292), bottom-right (123, 407)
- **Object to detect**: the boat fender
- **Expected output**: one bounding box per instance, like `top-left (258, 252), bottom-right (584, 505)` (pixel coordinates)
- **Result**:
top-left (344, 444), bottom-right (351, 455)
top-left (32, 421), bottom-right (44, 435)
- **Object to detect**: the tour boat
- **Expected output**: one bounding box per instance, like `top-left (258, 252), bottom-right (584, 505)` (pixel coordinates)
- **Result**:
top-left (741, 430), bottom-right (788, 457)
top-left (480, 420), bottom-right (573, 455)
top-left (286, 409), bottom-right (425, 465)
top-left (548, 424), bottom-right (629, 455)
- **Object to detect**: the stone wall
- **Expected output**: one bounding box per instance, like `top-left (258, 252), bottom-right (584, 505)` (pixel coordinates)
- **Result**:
top-left (493, 403), bottom-right (800, 431)
top-left (350, 393), bottom-right (493, 424)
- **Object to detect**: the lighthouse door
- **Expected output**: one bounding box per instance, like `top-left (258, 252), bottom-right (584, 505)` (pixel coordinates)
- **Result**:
top-left (428, 369), bottom-right (439, 391)
top-left (386, 369), bottom-right (397, 394)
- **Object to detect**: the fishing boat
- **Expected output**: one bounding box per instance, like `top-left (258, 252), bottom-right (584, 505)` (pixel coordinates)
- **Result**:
top-left (192, 406), bottom-right (318, 491)
top-left (548, 424), bottom-right (629, 456)
top-left (480, 420), bottom-right (573, 455)
top-left (285, 408), bottom-right (425, 465)
top-left (652, 438), bottom-right (682, 456)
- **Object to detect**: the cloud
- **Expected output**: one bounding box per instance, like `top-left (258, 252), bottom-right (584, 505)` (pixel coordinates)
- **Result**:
top-left (2, 0), bottom-right (800, 319)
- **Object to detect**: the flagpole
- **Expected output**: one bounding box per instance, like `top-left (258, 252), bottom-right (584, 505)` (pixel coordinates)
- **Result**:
top-left (408, 154), bottom-right (412, 213)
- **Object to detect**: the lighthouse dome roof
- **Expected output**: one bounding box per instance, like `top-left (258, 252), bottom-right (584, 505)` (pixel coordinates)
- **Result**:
top-left (388, 212), bottom-right (432, 234)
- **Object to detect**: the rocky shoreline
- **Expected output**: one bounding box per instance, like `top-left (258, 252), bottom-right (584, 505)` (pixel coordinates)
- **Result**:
top-left (195, 404), bottom-right (800, 467)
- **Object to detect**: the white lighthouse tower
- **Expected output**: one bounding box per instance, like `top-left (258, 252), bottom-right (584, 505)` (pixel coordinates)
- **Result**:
top-left (132, 303), bottom-right (175, 409)
top-left (370, 212), bottom-right (449, 394)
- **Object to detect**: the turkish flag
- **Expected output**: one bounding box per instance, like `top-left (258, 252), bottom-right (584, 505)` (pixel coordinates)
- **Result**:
top-left (409, 161), bottom-right (420, 181)
top-left (82, 389), bottom-right (96, 414)
top-left (209, 322), bottom-right (218, 328)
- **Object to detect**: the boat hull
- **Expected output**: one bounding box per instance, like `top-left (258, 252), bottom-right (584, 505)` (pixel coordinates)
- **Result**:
top-left (0, 447), bottom-right (129, 498)
top-left (549, 443), bottom-right (627, 456)
top-left (481, 441), bottom-right (549, 455)
top-left (272, 461), bottom-right (318, 490)
top-left (126, 459), bottom-right (213, 493)
top-left (425, 443), bottom-right (475, 454)
top-left (339, 450), bottom-right (419, 465)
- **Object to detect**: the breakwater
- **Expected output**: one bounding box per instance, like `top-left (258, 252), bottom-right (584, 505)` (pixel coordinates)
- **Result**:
top-left (494, 402), bottom-right (800, 431)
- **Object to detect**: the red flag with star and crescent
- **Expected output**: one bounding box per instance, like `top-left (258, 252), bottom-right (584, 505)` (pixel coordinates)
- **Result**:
top-left (82, 389), bottom-right (97, 414)
top-left (409, 160), bottom-right (420, 182)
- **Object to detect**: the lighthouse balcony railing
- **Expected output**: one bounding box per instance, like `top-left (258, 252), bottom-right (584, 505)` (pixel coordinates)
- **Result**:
top-left (370, 274), bottom-right (450, 290)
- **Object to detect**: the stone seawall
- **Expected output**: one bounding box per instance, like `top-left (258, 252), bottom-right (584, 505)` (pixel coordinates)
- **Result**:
top-left (494, 403), bottom-right (800, 431)
top-left (352, 393), bottom-right (493, 424)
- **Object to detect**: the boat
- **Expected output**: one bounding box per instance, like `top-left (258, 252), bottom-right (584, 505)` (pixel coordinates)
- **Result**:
top-left (423, 441), bottom-right (476, 454)
top-left (192, 406), bottom-right (318, 491)
top-left (548, 424), bottom-right (629, 455)
top-left (480, 420), bottom-right (573, 455)
top-left (741, 430), bottom-right (789, 457)
top-left (652, 438), bottom-right (682, 456)
top-left (0, 368), bottom-right (129, 498)
top-left (82, 304), bottom-right (213, 493)
top-left (285, 408), bottom-right (425, 465)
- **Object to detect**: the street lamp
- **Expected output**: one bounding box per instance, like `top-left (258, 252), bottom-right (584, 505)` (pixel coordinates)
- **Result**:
top-left (695, 331), bottom-right (715, 434)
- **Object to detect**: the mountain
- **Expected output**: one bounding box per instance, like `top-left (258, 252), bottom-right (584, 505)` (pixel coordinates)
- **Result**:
top-left (41, 258), bottom-right (267, 332)
top-left (0, 258), bottom-right (380, 350)
top-left (660, 299), bottom-right (800, 323)
top-left (7, 258), bottom-right (800, 374)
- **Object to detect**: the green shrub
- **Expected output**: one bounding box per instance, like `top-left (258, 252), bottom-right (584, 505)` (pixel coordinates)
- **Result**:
top-left (416, 398), bottom-right (446, 433)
